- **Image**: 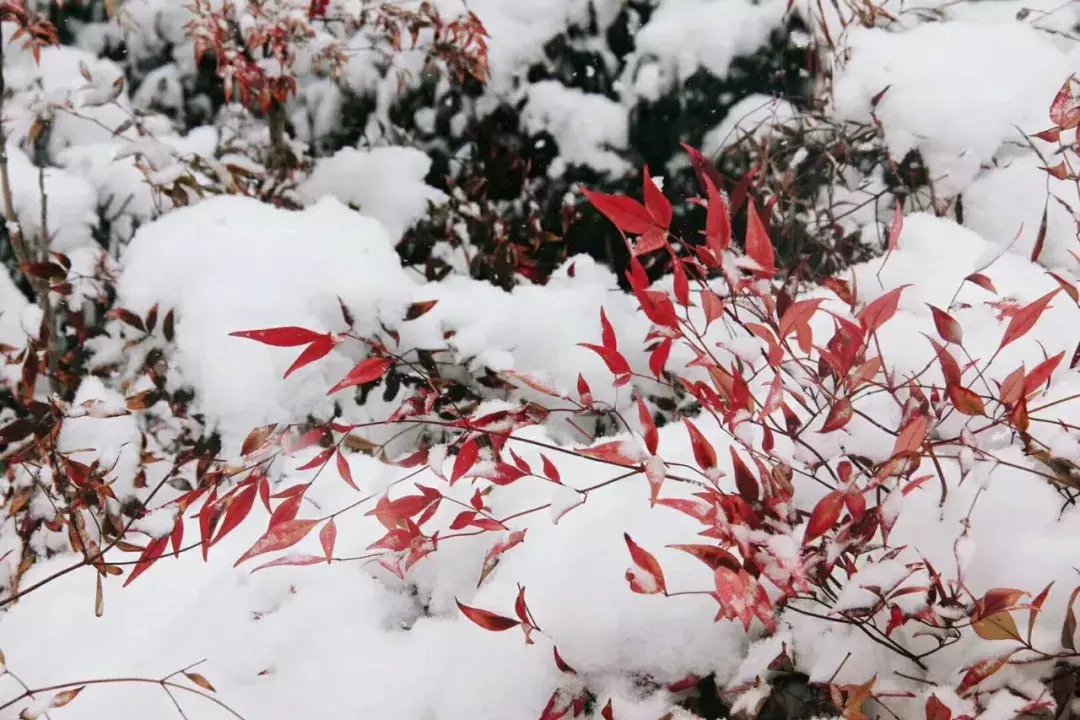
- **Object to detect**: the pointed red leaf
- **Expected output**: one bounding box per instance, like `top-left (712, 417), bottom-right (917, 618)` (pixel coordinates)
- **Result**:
top-left (1000, 290), bottom-right (1058, 350)
top-left (319, 519), bottom-right (336, 563)
top-left (704, 176), bottom-right (732, 255)
top-left (600, 307), bottom-right (617, 350)
top-left (1024, 352), bottom-right (1065, 397)
top-left (637, 397), bottom-right (658, 455)
top-left (804, 491), bottom-right (845, 544)
top-left (211, 484), bottom-right (257, 546)
top-left (336, 450), bottom-right (358, 491)
top-left (643, 166), bottom-right (673, 229)
top-left (887, 203), bottom-right (904, 251)
top-left (744, 201), bottom-right (776, 277)
top-left (925, 695), bottom-right (952, 720)
top-left (541, 454), bottom-right (560, 483)
top-left (456, 600), bottom-right (520, 631)
top-left (730, 448), bottom-right (758, 502)
top-left (928, 305), bottom-right (963, 345)
top-left (947, 384), bottom-right (986, 416)
top-left (859, 286), bottom-right (908, 334)
top-left (452, 438), bottom-right (480, 483)
top-left (284, 335), bottom-right (336, 378)
top-left (581, 188), bottom-right (652, 235)
top-left (821, 398), bottom-right (853, 432)
top-left (624, 533), bottom-right (667, 595)
top-left (683, 419), bottom-right (717, 472)
top-left (235, 519), bottom-right (320, 566)
top-left (327, 357), bottom-right (392, 395)
top-left (230, 326), bottom-right (324, 347)
top-left (669, 544), bottom-right (740, 572)
top-left (123, 536), bottom-right (168, 586)
top-left (965, 273), bottom-right (997, 294)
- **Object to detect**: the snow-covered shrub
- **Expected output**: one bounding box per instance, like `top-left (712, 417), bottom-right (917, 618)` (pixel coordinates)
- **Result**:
top-left (0, 0), bottom-right (1078, 719)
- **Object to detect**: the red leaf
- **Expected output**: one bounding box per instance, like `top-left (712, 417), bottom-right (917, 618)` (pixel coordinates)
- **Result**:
top-left (730, 448), bottom-right (759, 503)
top-left (1062, 585), bottom-right (1080, 650)
top-left (576, 440), bottom-right (643, 466)
top-left (327, 357), bottom-right (392, 395)
top-left (514, 585), bottom-right (530, 624)
top-left (170, 517), bottom-right (184, 557)
top-left (928, 337), bottom-right (962, 388)
top-left (999, 290), bottom-right (1058, 350)
top-left (452, 438), bottom-right (480, 483)
top-left (241, 424), bottom-right (277, 457)
top-left (643, 166), bottom-right (673, 230)
top-left (336, 450), bottom-right (358, 491)
top-left (1048, 271), bottom-right (1079, 305)
top-left (714, 566), bottom-right (754, 629)
top-left (541, 454), bottom-right (561, 483)
top-left (672, 260), bottom-right (690, 307)
top-left (579, 343), bottom-right (632, 384)
top-left (947, 384), bottom-right (986, 416)
top-left (319, 519), bottom-right (336, 563)
top-left (887, 203), bottom-right (904, 251)
top-left (1024, 352), bottom-right (1065, 397)
top-left (450, 510), bottom-right (477, 530)
top-left (779, 299), bottom-right (823, 343)
top-left (925, 695), bottom-right (952, 720)
top-left (235, 519), bottom-right (319, 566)
top-left (577, 374), bottom-right (593, 406)
top-left (704, 176), bottom-right (732, 255)
top-left (821, 398), bottom-right (853, 433)
top-left (669, 543), bottom-right (740, 572)
top-left (488, 462), bottom-right (527, 486)
top-left (859, 286), bottom-right (908, 334)
top-left (123, 536), bottom-right (168, 586)
top-left (230, 327), bottom-right (324, 347)
top-left (744, 201), bottom-right (776, 277)
top-left (212, 484), bottom-right (257, 546)
top-left (553, 646), bottom-right (577, 675)
top-left (997, 367), bottom-right (1023, 405)
top-left (624, 533), bottom-right (667, 595)
top-left (682, 143), bottom-right (726, 197)
top-left (601, 700), bottom-right (615, 720)
top-left (928, 305), bottom-right (963, 345)
top-left (683, 419), bottom-right (717, 472)
top-left (649, 337), bottom-right (672, 378)
top-left (701, 290), bottom-right (724, 327)
top-left (965, 273), bottom-right (997, 294)
top-left (637, 397), bottom-right (658, 456)
top-left (893, 414), bottom-right (928, 455)
top-left (456, 599), bottom-right (520, 631)
top-left (1049, 76), bottom-right (1080, 129)
top-left (600, 307), bottom-right (617, 350)
top-left (581, 188), bottom-right (652, 235)
top-left (957, 655), bottom-right (1010, 696)
top-left (1028, 582), bottom-right (1053, 638)
top-left (804, 491), bottom-right (845, 544)
top-left (284, 335), bottom-right (336, 378)
top-left (269, 493), bottom-right (303, 527)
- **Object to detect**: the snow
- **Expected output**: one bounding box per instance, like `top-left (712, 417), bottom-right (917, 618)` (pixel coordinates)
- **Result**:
top-left (521, 82), bottom-right (630, 176)
top-left (114, 195), bottom-right (415, 451)
top-left (832, 22), bottom-right (1069, 196)
top-left (297, 146), bottom-right (447, 241)
top-left (1, 1), bottom-right (1079, 719)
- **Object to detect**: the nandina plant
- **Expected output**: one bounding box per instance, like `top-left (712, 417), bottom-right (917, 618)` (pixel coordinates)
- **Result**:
top-left (3, 84), bottom-right (1079, 720)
